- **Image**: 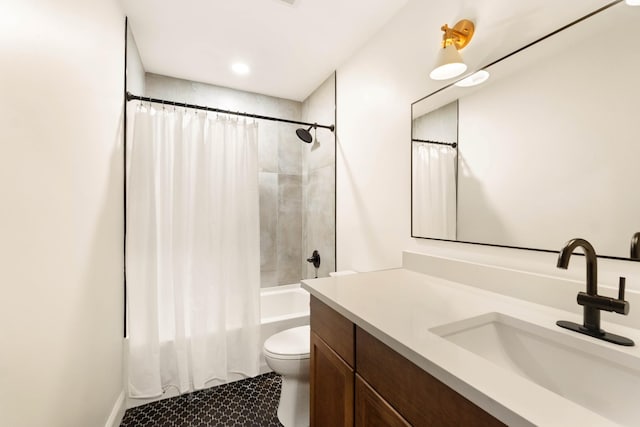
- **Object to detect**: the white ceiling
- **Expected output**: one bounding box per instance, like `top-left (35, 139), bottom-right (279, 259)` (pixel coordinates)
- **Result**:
top-left (122, 0), bottom-right (612, 102)
top-left (122, 0), bottom-right (409, 101)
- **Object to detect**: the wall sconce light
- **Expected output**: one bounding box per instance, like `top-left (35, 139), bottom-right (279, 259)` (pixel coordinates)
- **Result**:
top-left (429, 19), bottom-right (475, 81)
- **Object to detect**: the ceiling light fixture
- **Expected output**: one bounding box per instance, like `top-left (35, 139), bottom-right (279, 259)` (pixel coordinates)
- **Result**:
top-left (454, 70), bottom-right (490, 87)
top-left (429, 19), bottom-right (475, 81)
top-left (231, 62), bottom-right (250, 76)
top-left (625, 0), bottom-right (640, 5)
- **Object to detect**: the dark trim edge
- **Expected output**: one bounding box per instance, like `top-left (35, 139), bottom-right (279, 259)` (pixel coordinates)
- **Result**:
top-left (123, 17), bottom-right (128, 338)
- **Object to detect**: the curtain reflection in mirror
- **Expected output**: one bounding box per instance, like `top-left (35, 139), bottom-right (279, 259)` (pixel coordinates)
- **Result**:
top-left (412, 100), bottom-right (458, 239)
top-left (412, 142), bottom-right (457, 239)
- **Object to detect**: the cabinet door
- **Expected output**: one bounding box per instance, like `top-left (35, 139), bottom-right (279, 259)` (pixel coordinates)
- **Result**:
top-left (310, 331), bottom-right (354, 427)
top-left (355, 375), bottom-right (410, 427)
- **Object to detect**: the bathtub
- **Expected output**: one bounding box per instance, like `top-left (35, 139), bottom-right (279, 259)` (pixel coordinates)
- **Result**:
top-left (259, 283), bottom-right (310, 373)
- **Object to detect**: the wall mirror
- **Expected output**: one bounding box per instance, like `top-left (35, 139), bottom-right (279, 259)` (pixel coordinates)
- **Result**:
top-left (411, 1), bottom-right (640, 260)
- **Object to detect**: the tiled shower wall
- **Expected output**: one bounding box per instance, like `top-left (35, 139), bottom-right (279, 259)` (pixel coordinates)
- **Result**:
top-left (301, 74), bottom-right (336, 279)
top-left (143, 73), bottom-right (334, 286)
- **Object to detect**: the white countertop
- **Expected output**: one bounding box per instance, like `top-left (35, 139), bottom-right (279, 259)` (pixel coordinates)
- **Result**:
top-left (302, 268), bottom-right (640, 427)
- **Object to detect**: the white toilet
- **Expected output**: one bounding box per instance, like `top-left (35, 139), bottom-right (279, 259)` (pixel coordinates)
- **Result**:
top-left (263, 325), bottom-right (310, 427)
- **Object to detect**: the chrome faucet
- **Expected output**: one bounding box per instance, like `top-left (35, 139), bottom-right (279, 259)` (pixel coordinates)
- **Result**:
top-left (631, 232), bottom-right (640, 260)
top-left (556, 238), bottom-right (634, 346)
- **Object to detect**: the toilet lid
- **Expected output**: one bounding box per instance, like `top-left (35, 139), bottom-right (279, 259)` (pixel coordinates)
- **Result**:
top-left (264, 325), bottom-right (310, 359)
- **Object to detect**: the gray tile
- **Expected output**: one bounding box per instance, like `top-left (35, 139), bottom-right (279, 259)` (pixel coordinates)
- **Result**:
top-left (261, 270), bottom-right (277, 288)
top-left (278, 127), bottom-right (302, 175)
top-left (259, 121), bottom-right (278, 173)
top-left (301, 74), bottom-right (336, 172)
top-left (278, 174), bottom-right (302, 214)
top-left (259, 173), bottom-right (278, 272)
top-left (277, 175), bottom-right (302, 285)
top-left (276, 101), bottom-right (301, 126)
top-left (306, 128), bottom-right (335, 173)
top-left (303, 165), bottom-right (335, 279)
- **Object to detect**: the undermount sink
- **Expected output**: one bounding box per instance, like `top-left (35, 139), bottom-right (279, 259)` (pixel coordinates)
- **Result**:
top-left (430, 313), bottom-right (640, 426)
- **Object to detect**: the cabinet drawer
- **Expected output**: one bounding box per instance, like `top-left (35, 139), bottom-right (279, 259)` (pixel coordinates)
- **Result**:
top-left (310, 296), bottom-right (354, 367)
top-left (356, 327), bottom-right (505, 427)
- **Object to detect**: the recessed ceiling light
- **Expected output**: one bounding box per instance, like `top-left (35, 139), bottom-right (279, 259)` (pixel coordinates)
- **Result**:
top-left (625, 0), bottom-right (640, 6)
top-left (231, 62), bottom-right (250, 76)
top-left (454, 70), bottom-right (490, 87)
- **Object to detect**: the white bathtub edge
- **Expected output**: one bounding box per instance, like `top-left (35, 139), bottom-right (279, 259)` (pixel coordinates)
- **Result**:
top-left (260, 283), bottom-right (303, 294)
top-left (262, 311), bottom-right (310, 325)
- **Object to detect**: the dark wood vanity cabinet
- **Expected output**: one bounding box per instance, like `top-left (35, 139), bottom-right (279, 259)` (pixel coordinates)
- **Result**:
top-left (310, 296), bottom-right (505, 427)
top-left (310, 331), bottom-right (354, 426)
top-left (310, 296), bottom-right (355, 426)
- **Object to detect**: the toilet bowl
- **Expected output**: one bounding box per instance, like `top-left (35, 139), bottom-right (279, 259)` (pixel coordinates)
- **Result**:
top-left (263, 325), bottom-right (310, 427)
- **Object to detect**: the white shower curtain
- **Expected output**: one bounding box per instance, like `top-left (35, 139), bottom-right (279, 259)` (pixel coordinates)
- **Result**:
top-left (126, 105), bottom-right (261, 398)
top-left (412, 143), bottom-right (457, 239)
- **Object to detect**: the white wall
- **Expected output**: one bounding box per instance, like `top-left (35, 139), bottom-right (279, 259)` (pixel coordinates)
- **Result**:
top-left (336, 0), bottom-right (640, 290)
top-left (0, 1), bottom-right (125, 426)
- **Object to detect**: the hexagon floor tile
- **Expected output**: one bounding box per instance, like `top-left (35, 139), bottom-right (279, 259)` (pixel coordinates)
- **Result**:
top-left (120, 372), bottom-right (283, 426)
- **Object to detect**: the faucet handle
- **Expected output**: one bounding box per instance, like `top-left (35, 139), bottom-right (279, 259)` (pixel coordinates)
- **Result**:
top-left (577, 277), bottom-right (630, 315)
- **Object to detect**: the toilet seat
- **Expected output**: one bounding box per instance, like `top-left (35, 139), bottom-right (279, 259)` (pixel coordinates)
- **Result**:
top-left (264, 325), bottom-right (310, 360)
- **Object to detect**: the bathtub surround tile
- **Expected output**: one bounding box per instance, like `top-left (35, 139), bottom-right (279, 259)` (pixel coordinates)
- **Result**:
top-left (307, 126), bottom-right (335, 172)
top-left (303, 165), bottom-right (336, 279)
top-left (260, 172), bottom-right (278, 273)
top-left (144, 73), bottom-right (185, 102)
top-left (120, 373), bottom-right (282, 427)
top-left (276, 99), bottom-right (302, 125)
top-left (259, 121), bottom-right (279, 173)
top-left (278, 174), bottom-right (302, 214)
top-left (261, 270), bottom-right (277, 288)
top-left (278, 126), bottom-right (302, 175)
top-left (277, 174), bottom-right (303, 285)
top-left (301, 75), bottom-right (336, 172)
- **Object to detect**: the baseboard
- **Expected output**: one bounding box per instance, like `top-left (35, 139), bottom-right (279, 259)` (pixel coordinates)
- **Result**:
top-left (105, 390), bottom-right (126, 427)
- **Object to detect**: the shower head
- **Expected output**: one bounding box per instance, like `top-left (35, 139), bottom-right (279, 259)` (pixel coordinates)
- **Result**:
top-left (296, 125), bottom-right (315, 144)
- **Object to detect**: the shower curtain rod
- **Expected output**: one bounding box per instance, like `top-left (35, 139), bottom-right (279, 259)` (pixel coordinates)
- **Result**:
top-left (412, 138), bottom-right (457, 148)
top-left (126, 92), bottom-right (335, 132)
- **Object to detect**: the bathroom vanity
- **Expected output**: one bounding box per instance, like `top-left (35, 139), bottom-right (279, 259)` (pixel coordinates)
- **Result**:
top-left (303, 252), bottom-right (640, 426)
top-left (310, 296), bottom-right (502, 426)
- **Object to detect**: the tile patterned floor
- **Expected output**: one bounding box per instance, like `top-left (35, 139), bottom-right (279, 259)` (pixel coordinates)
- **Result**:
top-left (120, 372), bottom-right (283, 427)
